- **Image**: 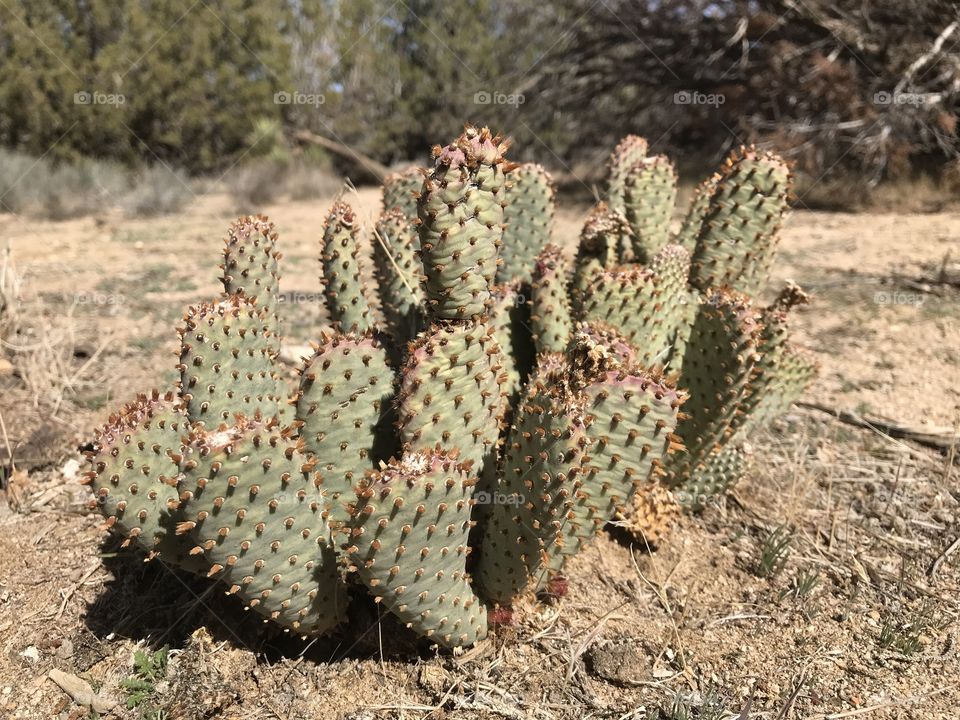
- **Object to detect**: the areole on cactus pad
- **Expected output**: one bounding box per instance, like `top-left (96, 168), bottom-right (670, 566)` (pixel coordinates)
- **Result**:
top-left (84, 126), bottom-right (815, 650)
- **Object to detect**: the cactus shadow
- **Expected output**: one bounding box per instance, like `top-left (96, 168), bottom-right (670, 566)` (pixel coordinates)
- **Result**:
top-left (85, 536), bottom-right (440, 662)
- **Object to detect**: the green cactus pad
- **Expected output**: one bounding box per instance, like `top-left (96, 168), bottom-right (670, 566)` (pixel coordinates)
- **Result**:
top-left (498, 163), bottom-right (555, 284)
top-left (84, 390), bottom-right (197, 566)
top-left (418, 126), bottom-right (508, 320)
top-left (674, 173), bottom-right (719, 251)
top-left (398, 322), bottom-right (507, 470)
top-left (221, 215), bottom-right (281, 330)
top-left (580, 247), bottom-right (691, 368)
top-left (488, 283), bottom-right (524, 398)
top-left (476, 365), bottom-right (601, 603)
top-left (667, 289), bottom-right (760, 486)
top-left (748, 343), bottom-right (817, 430)
top-left (604, 134), bottom-right (649, 214)
top-left (678, 444), bottom-right (750, 510)
top-left (177, 420), bottom-right (347, 635)
top-left (689, 147), bottom-right (791, 295)
top-left (321, 200), bottom-right (374, 333)
top-left (530, 245), bottom-right (573, 355)
top-left (344, 449), bottom-right (487, 648)
top-left (623, 155), bottom-right (678, 263)
top-left (571, 345), bottom-right (685, 521)
top-left (177, 294), bottom-right (282, 427)
top-left (382, 166), bottom-right (423, 220)
top-left (374, 208), bottom-right (426, 342)
top-left (295, 330), bottom-right (395, 525)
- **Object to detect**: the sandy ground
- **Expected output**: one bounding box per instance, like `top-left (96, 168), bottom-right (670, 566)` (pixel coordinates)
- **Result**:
top-left (0, 188), bottom-right (958, 720)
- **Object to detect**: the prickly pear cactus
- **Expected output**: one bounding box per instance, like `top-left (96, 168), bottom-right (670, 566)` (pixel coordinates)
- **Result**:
top-left (321, 200), bottom-right (374, 332)
top-left (418, 127), bottom-right (509, 320)
top-left (498, 163), bottom-right (555, 283)
top-left (85, 129), bottom-right (817, 651)
top-left (344, 449), bottom-right (488, 648)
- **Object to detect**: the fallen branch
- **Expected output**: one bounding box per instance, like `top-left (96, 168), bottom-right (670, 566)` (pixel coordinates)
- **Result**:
top-left (293, 129), bottom-right (391, 182)
top-left (798, 401), bottom-right (960, 456)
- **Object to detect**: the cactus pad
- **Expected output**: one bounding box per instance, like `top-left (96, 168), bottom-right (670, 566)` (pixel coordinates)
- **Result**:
top-left (345, 449), bottom-right (487, 648)
top-left (530, 245), bottom-right (572, 354)
top-left (689, 147), bottom-right (791, 295)
top-left (374, 208), bottom-right (425, 342)
top-left (221, 215), bottom-right (281, 327)
top-left (177, 420), bottom-right (347, 635)
top-left (623, 155), bottom-right (678, 263)
top-left (498, 163), bottom-right (555, 283)
top-left (321, 200), bottom-right (374, 333)
top-left (382, 166), bottom-right (423, 220)
top-left (177, 294), bottom-right (282, 427)
top-left (398, 322), bottom-right (507, 470)
top-left (604, 134), bottom-right (649, 214)
top-left (84, 390), bottom-right (195, 564)
top-left (418, 126), bottom-right (508, 320)
top-left (295, 330), bottom-right (395, 524)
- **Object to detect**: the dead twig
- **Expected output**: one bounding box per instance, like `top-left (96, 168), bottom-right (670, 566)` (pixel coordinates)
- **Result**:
top-left (799, 401), bottom-right (960, 456)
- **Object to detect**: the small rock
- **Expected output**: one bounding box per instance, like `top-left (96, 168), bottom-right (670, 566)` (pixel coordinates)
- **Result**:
top-left (586, 641), bottom-right (651, 686)
top-left (20, 646), bottom-right (39, 663)
top-left (55, 640), bottom-right (74, 659)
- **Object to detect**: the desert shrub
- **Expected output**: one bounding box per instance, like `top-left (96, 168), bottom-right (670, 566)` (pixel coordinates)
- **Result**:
top-left (122, 165), bottom-right (194, 218)
top-left (0, 149), bottom-right (128, 219)
top-left (226, 157), bottom-right (339, 210)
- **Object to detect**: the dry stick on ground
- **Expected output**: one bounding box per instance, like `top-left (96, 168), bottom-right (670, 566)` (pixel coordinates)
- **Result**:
top-left (293, 130), bottom-right (391, 182)
top-left (798, 401), bottom-right (960, 456)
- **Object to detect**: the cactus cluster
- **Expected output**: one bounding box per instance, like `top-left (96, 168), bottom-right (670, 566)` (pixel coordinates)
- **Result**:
top-left (85, 127), bottom-right (815, 650)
